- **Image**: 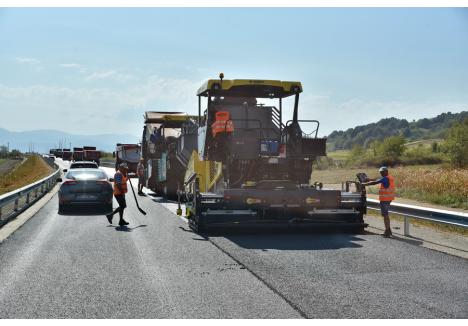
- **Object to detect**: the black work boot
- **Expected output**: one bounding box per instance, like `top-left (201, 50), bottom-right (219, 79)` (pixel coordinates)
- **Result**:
top-left (382, 229), bottom-right (393, 237)
top-left (119, 219), bottom-right (129, 226)
top-left (106, 214), bottom-right (113, 224)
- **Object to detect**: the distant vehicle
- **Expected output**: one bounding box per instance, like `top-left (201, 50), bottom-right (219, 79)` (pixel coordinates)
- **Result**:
top-left (62, 149), bottom-right (72, 161)
top-left (69, 161), bottom-right (99, 169)
top-left (83, 146), bottom-right (101, 165)
top-left (73, 147), bottom-right (84, 161)
top-left (57, 168), bottom-right (113, 213)
top-left (114, 143), bottom-right (140, 174)
top-left (54, 149), bottom-right (63, 158)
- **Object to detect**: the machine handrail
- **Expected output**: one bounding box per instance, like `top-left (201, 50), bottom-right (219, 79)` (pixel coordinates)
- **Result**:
top-left (285, 119), bottom-right (320, 138)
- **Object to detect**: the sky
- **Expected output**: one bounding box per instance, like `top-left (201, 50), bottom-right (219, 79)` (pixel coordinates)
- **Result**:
top-left (0, 7), bottom-right (468, 137)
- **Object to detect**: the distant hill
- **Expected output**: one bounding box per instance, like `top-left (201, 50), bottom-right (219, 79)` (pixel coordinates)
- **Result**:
top-left (0, 128), bottom-right (140, 153)
top-left (327, 111), bottom-right (468, 151)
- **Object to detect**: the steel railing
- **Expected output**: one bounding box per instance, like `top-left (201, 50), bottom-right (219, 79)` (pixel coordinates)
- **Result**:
top-left (366, 198), bottom-right (468, 236)
top-left (0, 158), bottom-right (61, 227)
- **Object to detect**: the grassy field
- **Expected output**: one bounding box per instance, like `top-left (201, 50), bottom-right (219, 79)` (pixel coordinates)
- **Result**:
top-left (0, 156), bottom-right (54, 195)
top-left (312, 164), bottom-right (468, 210)
top-left (404, 138), bottom-right (443, 148)
top-left (100, 152), bottom-right (114, 160)
top-left (326, 150), bottom-right (350, 161)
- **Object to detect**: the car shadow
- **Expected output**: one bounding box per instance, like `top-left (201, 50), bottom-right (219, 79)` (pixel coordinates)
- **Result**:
top-left (59, 206), bottom-right (112, 216)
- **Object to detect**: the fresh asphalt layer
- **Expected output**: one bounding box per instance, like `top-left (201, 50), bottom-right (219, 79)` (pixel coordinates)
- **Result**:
top-left (0, 161), bottom-right (467, 318)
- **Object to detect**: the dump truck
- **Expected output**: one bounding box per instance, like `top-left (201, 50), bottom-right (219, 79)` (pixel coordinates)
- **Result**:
top-left (72, 147), bottom-right (84, 161)
top-left (141, 111), bottom-right (198, 199)
top-left (62, 149), bottom-right (72, 161)
top-left (181, 75), bottom-right (368, 233)
top-left (83, 146), bottom-right (101, 165)
top-left (114, 143), bottom-right (140, 173)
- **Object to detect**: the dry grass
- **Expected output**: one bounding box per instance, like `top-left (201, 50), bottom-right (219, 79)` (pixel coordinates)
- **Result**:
top-left (391, 166), bottom-right (468, 209)
top-left (0, 156), bottom-right (54, 195)
top-left (312, 165), bottom-right (468, 210)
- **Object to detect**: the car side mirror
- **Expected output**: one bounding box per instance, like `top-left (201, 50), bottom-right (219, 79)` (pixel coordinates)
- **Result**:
top-left (112, 151), bottom-right (116, 158)
top-left (63, 169), bottom-right (68, 172)
top-left (56, 178), bottom-right (62, 182)
top-left (109, 178), bottom-right (114, 182)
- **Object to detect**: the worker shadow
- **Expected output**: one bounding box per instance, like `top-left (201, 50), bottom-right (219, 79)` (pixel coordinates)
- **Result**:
top-left (220, 232), bottom-right (366, 251)
top-left (109, 224), bottom-right (148, 232)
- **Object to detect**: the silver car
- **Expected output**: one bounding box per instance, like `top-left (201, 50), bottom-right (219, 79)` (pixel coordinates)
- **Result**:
top-left (57, 168), bottom-right (113, 214)
top-left (69, 161), bottom-right (99, 169)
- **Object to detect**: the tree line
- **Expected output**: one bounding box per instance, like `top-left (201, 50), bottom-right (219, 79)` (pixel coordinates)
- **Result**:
top-left (345, 118), bottom-right (468, 168)
top-left (327, 111), bottom-right (468, 151)
top-left (0, 145), bottom-right (22, 159)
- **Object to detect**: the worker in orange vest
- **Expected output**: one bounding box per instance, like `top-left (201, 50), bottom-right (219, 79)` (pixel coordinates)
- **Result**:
top-left (362, 166), bottom-right (396, 237)
top-left (106, 162), bottom-right (130, 226)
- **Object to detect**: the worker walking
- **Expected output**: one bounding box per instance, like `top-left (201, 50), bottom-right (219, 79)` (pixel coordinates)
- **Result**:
top-left (362, 166), bottom-right (395, 237)
top-left (106, 162), bottom-right (130, 226)
top-left (137, 158), bottom-right (145, 195)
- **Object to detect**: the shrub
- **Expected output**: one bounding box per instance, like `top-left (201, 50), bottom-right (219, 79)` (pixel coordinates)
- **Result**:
top-left (444, 118), bottom-right (468, 168)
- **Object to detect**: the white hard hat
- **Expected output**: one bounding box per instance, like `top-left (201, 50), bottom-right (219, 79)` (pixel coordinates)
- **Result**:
top-left (379, 166), bottom-right (388, 172)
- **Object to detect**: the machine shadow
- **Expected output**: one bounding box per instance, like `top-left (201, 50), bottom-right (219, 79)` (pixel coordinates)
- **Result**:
top-left (216, 231), bottom-right (367, 251)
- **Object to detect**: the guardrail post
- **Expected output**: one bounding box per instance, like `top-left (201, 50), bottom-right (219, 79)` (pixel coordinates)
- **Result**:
top-left (14, 198), bottom-right (19, 212)
top-left (0, 206), bottom-right (2, 219)
top-left (404, 216), bottom-right (410, 236)
top-left (26, 192), bottom-right (30, 204)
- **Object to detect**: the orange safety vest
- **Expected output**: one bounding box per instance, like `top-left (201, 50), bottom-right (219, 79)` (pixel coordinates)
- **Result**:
top-left (113, 171), bottom-right (128, 196)
top-left (379, 175), bottom-right (395, 202)
top-left (211, 111), bottom-right (234, 137)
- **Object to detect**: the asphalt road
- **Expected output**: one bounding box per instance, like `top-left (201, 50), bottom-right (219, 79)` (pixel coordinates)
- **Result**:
top-left (0, 159), bottom-right (467, 318)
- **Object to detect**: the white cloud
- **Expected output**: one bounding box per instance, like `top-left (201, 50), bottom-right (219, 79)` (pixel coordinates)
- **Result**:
top-left (60, 63), bottom-right (81, 68)
top-left (15, 57), bottom-right (40, 65)
top-left (85, 69), bottom-right (135, 83)
top-left (298, 93), bottom-right (468, 136)
top-left (0, 77), bottom-right (466, 138)
top-left (0, 75), bottom-right (200, 136)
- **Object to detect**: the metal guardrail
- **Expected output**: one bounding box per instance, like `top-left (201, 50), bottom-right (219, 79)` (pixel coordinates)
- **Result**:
top-left (0, 157), bottom-right (61, 227)
top-left (367, 198), bottom-right (468, 236)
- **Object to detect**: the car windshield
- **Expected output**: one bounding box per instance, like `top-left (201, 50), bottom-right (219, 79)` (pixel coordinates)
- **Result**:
top-left (65, 170), bottom-right (107, 180)
top-left (71, 163), bottom-right (97, 168)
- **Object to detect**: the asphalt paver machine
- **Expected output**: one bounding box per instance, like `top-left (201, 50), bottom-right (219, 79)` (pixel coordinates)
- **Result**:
top-left (183, 74), bottom-right (368, 233)
top-left (142, 111), bottom-right (198, 199)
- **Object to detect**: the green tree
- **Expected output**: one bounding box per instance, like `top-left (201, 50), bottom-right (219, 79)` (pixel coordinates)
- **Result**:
top-left (0, 145), bottom-right (7, 158)
top-left (380, 136), bottom-right (406, 163)
top-left (9, 149), bottom-right (21, 158)
top-left (444, 118), bottom-right (468, 167)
